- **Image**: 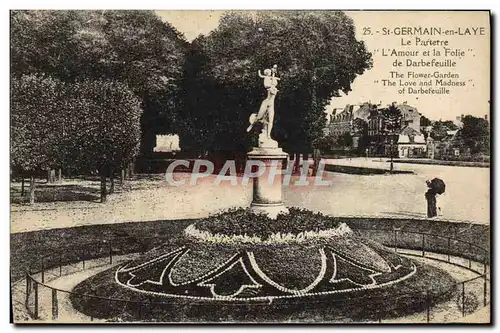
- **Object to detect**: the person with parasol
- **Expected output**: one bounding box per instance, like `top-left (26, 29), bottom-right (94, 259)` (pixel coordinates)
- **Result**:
top-left (425, 178), bottom-right (446, 218)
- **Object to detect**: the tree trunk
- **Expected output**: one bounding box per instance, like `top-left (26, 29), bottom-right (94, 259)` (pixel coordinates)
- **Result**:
top-left (29, 176), bottom-right (35, 205)
top-left (390, 138), bottom-right (394, 173)
top-left (129, 161), bottom-right (135, 178)
top-left (293, 153), bottom-right (301, 174)
top-left (50, 169), bottom-right (56, 183)
top-left (109, 168), bottom-right (115, 194)
top-left (120, 169), bottom-right (125, 184)
top-left (21, 178), bottom-right (25, 196)
top-left (58, 168), bottom-right (62, 182)
top-left (47, 169), bottom-right (51, 183)
top-left (100, 171), bottom-right (107, 203)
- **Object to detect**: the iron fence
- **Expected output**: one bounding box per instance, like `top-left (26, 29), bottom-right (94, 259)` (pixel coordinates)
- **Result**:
top-left (18, 227), bottom-right (490, 323)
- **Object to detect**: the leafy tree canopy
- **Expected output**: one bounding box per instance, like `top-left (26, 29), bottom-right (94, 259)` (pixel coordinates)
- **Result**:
top-left (11, 74), bottom-right (142, 174)
top-left (180, 11), bottom-right (372, 153)
top-left (380, 103), bottom-right (403, 134)
top-left (11, 10), bottom-right (187, 155)
top-left (460, 115), bottom-right (490, 154)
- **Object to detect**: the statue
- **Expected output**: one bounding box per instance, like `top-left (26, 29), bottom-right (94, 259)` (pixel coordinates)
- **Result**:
top-left (246, 64), bottom-right (280, 148)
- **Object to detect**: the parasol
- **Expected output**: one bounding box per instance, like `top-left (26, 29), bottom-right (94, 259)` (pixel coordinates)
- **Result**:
top-left (428, 178), bottom-right (446, 195)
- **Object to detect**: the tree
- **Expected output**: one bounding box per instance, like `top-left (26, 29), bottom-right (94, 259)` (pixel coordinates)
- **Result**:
top-left (380, 103), bottom-right (403, 172)
top-left (11, 10), bottom-right (187, 159)
top-left (316, 133), bottom-right (336, 154)
top-left (441, 120), bottom-right (458, 131)
top-left (11, 74), bottom-right (142, 203)
top-left (430, 120), bottom-right (458, 141)
top-left (430, 122), bottom-right (448, 141)
top-left (11, 74), bottom-right (67, 204)
top-left (420, 115), bottom-right (432, 127)
top-left (460, 115), bottom-right (490, 155)
top-left (352, 118), bottom-right (369, 155)
top-left (179, 11), bottom-right (372, 156)
top-left (59, 80), bottom-right (143, 202)
top-left (337, 132), bottom-right (353, 150)
top-left (98, 11), bottom-right (188, 156)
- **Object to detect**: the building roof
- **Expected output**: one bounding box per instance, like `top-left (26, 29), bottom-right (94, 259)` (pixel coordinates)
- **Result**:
top-left (400, 126), bottom-right (421, 137)
top-left (397, 103), bottom-right (418, 114)
top-left (398, 126), bottom-right (426, 144)
top-left (353, 103), bottom-right (372, 121)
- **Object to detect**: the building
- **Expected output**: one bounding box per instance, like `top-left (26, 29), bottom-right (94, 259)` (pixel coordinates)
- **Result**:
top-left (396, 126), bottom-right (427, 158)
top-left (327, 102), bottom-right (374, 137)
top-left (398, 102), bottom-right (421, 133)
top-left (327, 105), bottom-right (355, 137)
top-left (431, 129), bottom-right (473, 160)
top-left (454, 114), bottom-right (464, 129)
top-left (426, 137), bottom-right (435, 159)
top-left (367, 102), bottom-right (425, 157)
top-left (368, 102), bottom-right (421, 137)
top-left (325, 101), bottom-right (428, 157)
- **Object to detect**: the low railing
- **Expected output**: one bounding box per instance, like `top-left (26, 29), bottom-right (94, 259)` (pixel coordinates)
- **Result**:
top-left (17, 227), bottom-right (490, 323)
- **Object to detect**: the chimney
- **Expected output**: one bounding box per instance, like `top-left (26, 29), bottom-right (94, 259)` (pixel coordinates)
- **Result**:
top-left (485, 114), bottom-right (488, 121)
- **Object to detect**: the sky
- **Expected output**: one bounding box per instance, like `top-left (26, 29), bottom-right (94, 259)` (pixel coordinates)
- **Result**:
top-left (156, 10), bottom-right (490, 121)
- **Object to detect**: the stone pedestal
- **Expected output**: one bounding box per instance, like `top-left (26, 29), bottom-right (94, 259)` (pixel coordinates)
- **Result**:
top-left (247, 146), bottom-right (289, 219)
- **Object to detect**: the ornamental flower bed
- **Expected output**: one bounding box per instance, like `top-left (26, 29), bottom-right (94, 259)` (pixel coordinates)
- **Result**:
top-left (68, 208), bottom-right (458, 322)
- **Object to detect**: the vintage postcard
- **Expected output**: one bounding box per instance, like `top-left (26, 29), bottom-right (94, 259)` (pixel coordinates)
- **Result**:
top-left (10, 10), bottom-right (490, 324)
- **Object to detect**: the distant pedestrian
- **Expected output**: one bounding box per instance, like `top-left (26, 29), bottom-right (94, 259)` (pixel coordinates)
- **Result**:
top-left (425, 178), bottom-right (445, 218)
top-left (425, 186), bottom-right (437, 218)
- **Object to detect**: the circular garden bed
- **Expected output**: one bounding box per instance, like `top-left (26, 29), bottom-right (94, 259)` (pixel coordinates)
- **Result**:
top-left (70, 208), bottom-right (458, 322)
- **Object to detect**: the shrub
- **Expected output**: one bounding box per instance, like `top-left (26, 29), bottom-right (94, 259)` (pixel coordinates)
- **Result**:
top-left (195, 207), bottom-right (346, 239)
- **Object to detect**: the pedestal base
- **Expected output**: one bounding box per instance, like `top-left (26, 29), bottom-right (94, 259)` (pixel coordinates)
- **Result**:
top-left (247, 146), bottom-right (288, 219)
top-left (250, 202), bottom-right (289, 219)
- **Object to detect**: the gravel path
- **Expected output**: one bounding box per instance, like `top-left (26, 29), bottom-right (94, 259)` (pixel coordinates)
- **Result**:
top-left (10, 160), bottom-right (489, 233)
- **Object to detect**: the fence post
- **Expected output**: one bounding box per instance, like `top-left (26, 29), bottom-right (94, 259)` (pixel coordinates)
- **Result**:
top-left (41, 257), bottom-right (45, 283)
top-left (426, 290), bottom-right (431, 323)
top-left (109, 241), bottom-right (113, 264)
top-left (394, 229), bottom-right (398, 253)
top-left (25, 272), bottom-right (30, 306)
top-left (468, 243), bottom-right (472, 269)
top-left (51, 289), bottom-right (58, 321)
top-left (448, 237), bottom-right (451, 262)
top-left (34, 281), bottom-right (39, 319)
top-left (461, 282), bottom-right (466, 317)
top-left (393, 229), bottom-right (396, 252)
top-left (483, 275), bottom-right (488, 306)
top-left (422, 234), bottom-right (425, 257)
top-left (483, 250), bottom-right (488, 275)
